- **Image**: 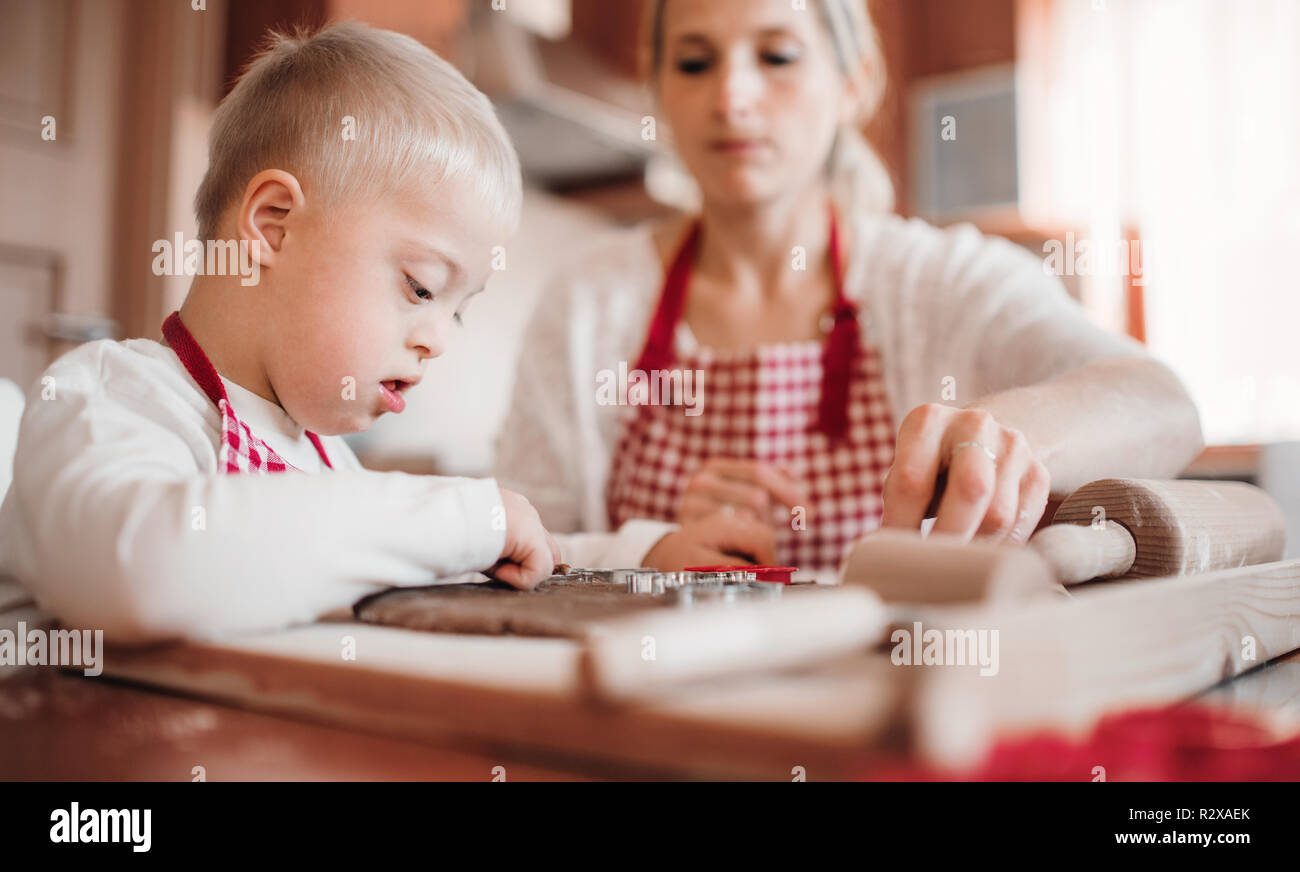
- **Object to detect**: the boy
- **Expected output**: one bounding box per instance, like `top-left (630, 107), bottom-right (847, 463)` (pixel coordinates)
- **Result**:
top-left (0, 22), bottom-right (564, 644)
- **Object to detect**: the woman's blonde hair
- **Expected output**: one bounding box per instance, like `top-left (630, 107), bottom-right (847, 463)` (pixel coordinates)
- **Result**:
top-left (643, 0), bottom-right (894, 215)
top-left (194, 21), bottom-right (522, 240)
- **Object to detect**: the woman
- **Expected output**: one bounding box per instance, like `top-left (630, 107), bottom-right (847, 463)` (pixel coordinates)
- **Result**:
top-left (496, 0), bottom-right (1203, 577)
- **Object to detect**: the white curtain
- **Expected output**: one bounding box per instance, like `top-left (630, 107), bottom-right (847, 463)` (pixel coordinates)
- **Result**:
top-left (1017, 0), bottom-right (1300, 443)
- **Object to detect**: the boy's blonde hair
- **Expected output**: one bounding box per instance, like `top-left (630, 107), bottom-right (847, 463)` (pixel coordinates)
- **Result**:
top-left (194, 21), bottom-right (522, 241)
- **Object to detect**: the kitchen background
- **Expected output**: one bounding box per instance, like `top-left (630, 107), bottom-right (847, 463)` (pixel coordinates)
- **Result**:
top-left (1, 0), bottom-right (1297, 548)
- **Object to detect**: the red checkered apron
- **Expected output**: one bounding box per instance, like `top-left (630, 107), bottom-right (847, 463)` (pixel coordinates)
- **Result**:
top-left (161, 311), bottom-right (333, 474)
top-left (605, 208), bottom-right (895, 571)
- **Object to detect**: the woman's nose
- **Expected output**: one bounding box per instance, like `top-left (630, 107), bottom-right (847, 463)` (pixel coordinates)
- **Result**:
top-left (713, 55), bottom-right (762, 121)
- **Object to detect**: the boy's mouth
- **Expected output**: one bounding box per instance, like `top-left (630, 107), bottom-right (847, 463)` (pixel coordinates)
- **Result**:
top-left (379, 377), bottom-right (418, 414)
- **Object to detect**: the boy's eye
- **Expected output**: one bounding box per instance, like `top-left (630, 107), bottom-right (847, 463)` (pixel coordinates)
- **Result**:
top-left (408, 271), bottom-right (466, 325)
top-left (406, 274), bottom-right (432, 301)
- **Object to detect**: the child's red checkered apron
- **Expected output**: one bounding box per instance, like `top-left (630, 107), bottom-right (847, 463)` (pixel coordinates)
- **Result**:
top-left (161, 311), bottom-right (333, 474)
top-left (605, 209), bottom-right (895, 571)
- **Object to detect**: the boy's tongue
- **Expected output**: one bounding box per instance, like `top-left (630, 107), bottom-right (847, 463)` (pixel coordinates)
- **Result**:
top-left (379, 381), bottom-right (406, 413)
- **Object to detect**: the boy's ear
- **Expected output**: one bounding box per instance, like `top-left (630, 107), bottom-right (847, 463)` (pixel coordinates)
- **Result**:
top-left (236, 170), bottom-right (306, 269)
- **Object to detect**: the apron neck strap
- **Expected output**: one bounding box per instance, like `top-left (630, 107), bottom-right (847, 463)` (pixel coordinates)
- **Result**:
top-left (828, 204), bottom-right (853, 314)
top-left (819, 204), bottom-right (858, 440)
top-left (161, 311), bottom-right (334, 470)
top-left (162, 311), bottom-right (230, 409)
top-left (636, 220), bottom-right (701, 376)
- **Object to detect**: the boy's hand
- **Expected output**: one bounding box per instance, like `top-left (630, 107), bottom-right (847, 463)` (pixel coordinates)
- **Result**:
top-left (486, 488), bottom-right (560, 590)
top-left (643, 510), bottom-right (777, 570)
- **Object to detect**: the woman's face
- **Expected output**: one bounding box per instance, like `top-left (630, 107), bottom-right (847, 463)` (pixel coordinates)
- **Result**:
top-left (656, 0), bottom-right (856, 209)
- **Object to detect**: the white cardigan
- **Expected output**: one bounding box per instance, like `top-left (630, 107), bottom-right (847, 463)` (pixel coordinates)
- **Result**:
top-left (496, 210), bottom-right (1147, 565)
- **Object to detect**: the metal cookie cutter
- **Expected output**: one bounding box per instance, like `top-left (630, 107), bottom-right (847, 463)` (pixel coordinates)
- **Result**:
top-left (624, 569), bottom-right (780, 605)
top-left (550, 566), bottom-right (644, 586)
top-left (625, 569), bottom-right (743, 594)
top-left (552, 565), bottom-right (780, 602)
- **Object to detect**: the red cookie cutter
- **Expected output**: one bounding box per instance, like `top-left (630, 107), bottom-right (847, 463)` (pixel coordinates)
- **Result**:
top-left (685, 565), bottom-right (798, 585)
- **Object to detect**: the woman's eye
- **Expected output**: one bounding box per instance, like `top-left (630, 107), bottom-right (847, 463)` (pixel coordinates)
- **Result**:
top-left (406, 274), bottom-right (432, 301)
top-left (761, 49), bottom-right (800, 66)
top-left (675, 56), bottom-right (711, 74)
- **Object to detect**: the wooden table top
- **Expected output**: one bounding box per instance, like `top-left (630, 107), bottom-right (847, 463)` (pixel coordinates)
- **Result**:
top-left (0, 666), bottom-right (601, 781)
top-left (3, 646), bottom-right (1298, 781)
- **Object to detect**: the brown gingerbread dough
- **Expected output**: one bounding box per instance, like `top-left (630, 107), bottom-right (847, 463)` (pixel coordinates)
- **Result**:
top-left (354, 576), bottom-right (814, 639)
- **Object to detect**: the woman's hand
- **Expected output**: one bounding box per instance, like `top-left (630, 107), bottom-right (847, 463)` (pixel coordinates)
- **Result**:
top-left (880, 404), bottom-right (1051, 544)
top-left (644, 509), bottom-right (778, 570)
top-left (677, 458), bottom-right (807, 525)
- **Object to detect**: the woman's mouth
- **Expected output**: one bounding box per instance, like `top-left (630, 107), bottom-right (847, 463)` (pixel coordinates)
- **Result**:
top-left (708, 138), bottom-right (768, 156)
top-left (379, 380), bottom-right (408, 414)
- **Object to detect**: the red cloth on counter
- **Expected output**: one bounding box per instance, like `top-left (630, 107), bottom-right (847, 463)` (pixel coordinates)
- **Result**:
top-left (865, 703), bottom-right (1300, 781)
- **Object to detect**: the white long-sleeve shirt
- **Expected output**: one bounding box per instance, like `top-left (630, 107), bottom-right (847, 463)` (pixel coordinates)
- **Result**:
top-left (495, 211), bottom-right (1149, 539)
top-left (0, 336), bottom-right (513, 645)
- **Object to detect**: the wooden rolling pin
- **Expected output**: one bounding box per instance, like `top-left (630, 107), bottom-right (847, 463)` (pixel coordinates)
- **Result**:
top-left (840, 478), bottom-right (1287, 603)
top-left (1030, 478), bottom-right (1287, 584)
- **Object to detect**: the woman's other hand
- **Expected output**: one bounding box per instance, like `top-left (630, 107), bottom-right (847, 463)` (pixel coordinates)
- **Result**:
top-left (644, 509), bottom-right (778, 569)
top-left (677, 458), bottom-right (807, 525)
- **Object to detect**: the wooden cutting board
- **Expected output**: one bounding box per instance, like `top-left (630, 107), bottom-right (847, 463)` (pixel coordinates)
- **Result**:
top-left (98, 621), bottom-right (903, 779)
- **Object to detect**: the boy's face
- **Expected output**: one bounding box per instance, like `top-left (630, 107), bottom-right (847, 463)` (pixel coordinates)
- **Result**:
top-left (262, 176), bottom-right (503, 435)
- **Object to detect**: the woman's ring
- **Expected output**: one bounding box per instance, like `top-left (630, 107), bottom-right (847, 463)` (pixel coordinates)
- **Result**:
top-left (950, 440), bottom-right (997, 464)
